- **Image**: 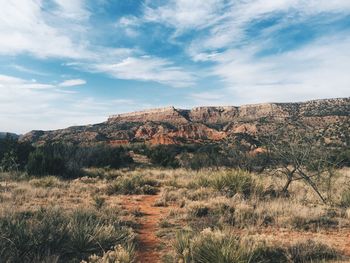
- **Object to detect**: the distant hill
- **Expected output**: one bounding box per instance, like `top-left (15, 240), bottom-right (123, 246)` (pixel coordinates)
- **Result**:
top-left (0, 132), bottom-right (19, 140)
top-left (20, 97), bottom-right (350, 147)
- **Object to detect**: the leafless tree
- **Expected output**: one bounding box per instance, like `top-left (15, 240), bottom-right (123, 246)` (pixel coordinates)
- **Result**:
top-left (265, 128), bottom-right (334, 203)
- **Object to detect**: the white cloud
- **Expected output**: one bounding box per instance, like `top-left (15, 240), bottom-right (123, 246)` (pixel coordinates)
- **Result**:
top-left (59, 79), bottom-right (86, 87)
top-left (137, 0), bottom-right (350, 103)
top-left (139, 0), bottom-right (350, 57)
top-left (144, 0), bottom-right (226, 34)
top-left (201, 35), bottom-right (350, 104)
top-left (0, 74), bottom-right (139, 133)
top-left (92, 56), bottom-right (196, 88)
top-left (0, 1), bottom-right (197, 89)
top-left (53, 0), bottom-right (90, 21)
top-left (0, 0), bottom-right (91, 58)
top-left (10, 64), bottom-right (48, 76)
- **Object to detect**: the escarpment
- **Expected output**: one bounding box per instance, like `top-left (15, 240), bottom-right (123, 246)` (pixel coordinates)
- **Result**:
top-left (20, 97), bottom-right (350, 146)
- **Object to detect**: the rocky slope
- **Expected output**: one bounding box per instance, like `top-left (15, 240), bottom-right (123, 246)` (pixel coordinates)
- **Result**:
top-left (20, 98), bottom-right (350, 146)
top-left (0, 132), bottom-right (19, 140)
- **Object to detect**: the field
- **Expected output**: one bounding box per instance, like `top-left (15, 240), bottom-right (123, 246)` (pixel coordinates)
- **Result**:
top-left (1, 166), bottom-right (349, 263)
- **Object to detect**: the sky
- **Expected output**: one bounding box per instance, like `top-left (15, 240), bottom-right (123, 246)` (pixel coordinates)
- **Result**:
top-left (0, 0), bottom-right (350, 134)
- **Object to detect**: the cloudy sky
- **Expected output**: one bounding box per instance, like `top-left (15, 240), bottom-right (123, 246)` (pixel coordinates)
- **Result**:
top-left (1, 0), bottom-right (349, 133)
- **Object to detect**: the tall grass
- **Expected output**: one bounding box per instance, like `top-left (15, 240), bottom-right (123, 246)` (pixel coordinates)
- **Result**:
top-left (172, 229), bottom-right (340, 263)
top-left (340, 188), bottom-right (350, 207)
top-left (0, 208), bottom-right (136, 263)
top-left (106, 174), bottom-right (159, 195)
top-left (195, 170), bottom-right (261, 198)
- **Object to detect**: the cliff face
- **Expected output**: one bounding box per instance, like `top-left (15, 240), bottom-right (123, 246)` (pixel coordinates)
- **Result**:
top-left (108, 106), bottom-right (190, 124)
top-left (20, 98), bottom-right (350, 146)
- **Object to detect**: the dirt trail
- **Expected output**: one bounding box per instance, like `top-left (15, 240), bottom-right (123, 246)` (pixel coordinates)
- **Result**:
top-left (121, 194), bottom-right (169, 263)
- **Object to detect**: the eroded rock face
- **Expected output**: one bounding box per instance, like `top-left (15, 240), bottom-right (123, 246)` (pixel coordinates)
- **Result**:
top-left (238, 103), bottom-right (291, 120)
top-left (20, 97), bottom-right (350, 146)
top-left (108, 106), bottom-right (189, 124)
top-left (189, 106), bottom-right (239, 123)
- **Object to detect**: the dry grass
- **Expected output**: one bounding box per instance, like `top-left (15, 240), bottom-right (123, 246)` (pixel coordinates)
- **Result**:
top-left (0, 167), bottom-right (349, 262)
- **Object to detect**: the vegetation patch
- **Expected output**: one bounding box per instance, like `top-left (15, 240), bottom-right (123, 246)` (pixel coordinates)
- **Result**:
top-left (196, 170), bottom-right (261, 198)
top-left (106, 174), bottom-right (160, 195)
top-left (173, 229), bottom-right (340, 263)
top-left (0, 208), bottom-right (136, 263)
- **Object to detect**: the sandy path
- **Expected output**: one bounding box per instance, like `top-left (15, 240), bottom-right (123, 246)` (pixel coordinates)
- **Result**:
top-left (121, 194), bottom-right (168, 263)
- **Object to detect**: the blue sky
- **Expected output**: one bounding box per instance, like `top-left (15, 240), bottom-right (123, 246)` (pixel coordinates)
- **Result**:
top-left (0, 0), bottom-right (350, 133)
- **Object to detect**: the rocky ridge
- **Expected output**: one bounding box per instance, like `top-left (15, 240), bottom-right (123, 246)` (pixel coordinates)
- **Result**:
top-left (20, 98), bottom-right (350, 146)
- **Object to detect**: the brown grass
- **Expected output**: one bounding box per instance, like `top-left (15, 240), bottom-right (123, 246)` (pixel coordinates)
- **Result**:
top-left (0, 167), bottom-right (349, 262)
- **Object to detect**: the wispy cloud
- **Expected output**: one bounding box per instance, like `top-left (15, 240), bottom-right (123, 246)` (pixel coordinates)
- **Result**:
top-left (59, 79), bottom-right (86, 87)
top-left (10, 64), bottom-right (48, 76)
top-left (0, 74), bottom-right (138, 133)
top-left (134, 0), bottom-right (350, 103)
top-left (92, 56), bottom-right (196, 88)
top-left (199, 35), bottom-right (350, 104)
top-left (0, 0), bottom-right (92, 59)
top-left (1, 0), bottom-right (349, 133)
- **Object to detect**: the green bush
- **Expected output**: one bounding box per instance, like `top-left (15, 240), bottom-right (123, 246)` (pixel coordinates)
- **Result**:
top-left (26, 144), bottom-right (133, 178)
top-left (81, 146), bottom-right (133, 169)
top-left (0, 208), bottom-right (135, 263)
top-left (145, 146), bottom-right (180, 168)
top-left (106, 174), bottom-right (159, 195)
top-left (340, 188), bottom-right (350, 207)
top-left (26, 144), bottom-right (80, 178)
top-left (196, 170), bottom-right (260, 198)
top-left (0, 136), bottom-right (34, 170)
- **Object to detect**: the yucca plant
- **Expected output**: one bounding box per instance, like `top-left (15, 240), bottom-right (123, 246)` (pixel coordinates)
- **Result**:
top-left (172, 230), bottom-right (193, 263)
top-left (0, 208), bottom-right (136, 262)
top-left (210, 170), bottom-right (258, 198)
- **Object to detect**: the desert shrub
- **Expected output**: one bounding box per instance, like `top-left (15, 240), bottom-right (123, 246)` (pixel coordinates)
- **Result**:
top-left (83, 244), bottom-right (135, 263)
top-left (173, 229), bottom-right (288, 263)
top-left (291, 215), bottom-right (338, 231)
top-left (0, 208), bottom-right (135, 263)
top-left (26, 144), bottom-right (81, 178)
top-left (29, 176), bottom-right (63, 188)
top-left (340, 188), bottom-right (350, 207)
top-left (189, 203), bottom-right (210, 218)
top-left (288, 240), bottom-right (339, 262)
top-left (106, 174), bottom-right (159, 195)
top-left (80, 146), bottom-right (133, 169)
top-left (249, 245), bottom-right (287, 263)
top-left (92, 195), bottom-right (106, 210)
top-left (196, 170), bottom-right (260, 198)
top-left (182, 147), bottom-right (229, 170)
top-left (0, 136), bottom-right (34, 171)
top-left (185, 201), bottom-right (234, 231)
top-left (173, 229), bottom-right (339, 263)
top-left (172, 230), bottom-right (192, 263)
top-left (0, 150), bottom-right (19, 172)
top-left (328, 149), bottom-right (350, 167)
top-left (26, 144), bottom-right (133, 178)
top-left (145, 145), bottom-right (180, 168)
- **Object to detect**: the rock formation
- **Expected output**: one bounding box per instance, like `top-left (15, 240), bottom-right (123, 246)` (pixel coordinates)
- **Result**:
top-left (20, 97), bottom-right (350, 146)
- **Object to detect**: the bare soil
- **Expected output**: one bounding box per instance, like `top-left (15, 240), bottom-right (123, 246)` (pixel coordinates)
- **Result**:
top-left (121, 194), bottom-right (169, 263)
